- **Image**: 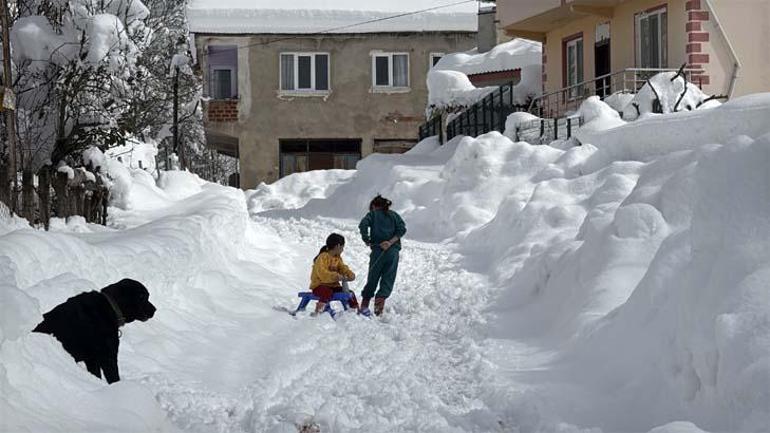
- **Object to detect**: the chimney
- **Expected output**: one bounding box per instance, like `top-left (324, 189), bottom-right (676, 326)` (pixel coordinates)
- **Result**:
top-left (477, 4), bottom-right (497, 53)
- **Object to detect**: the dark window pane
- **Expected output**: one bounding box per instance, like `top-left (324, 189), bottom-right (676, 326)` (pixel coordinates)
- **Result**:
top-left (298, 56), bottom-right (312, 89)
top-left (315, 54), bottom-right (329, 90)
top-left (375, 56), bottom-right (389, 86)
top-left (649, 14), bottom-right (660, 68)
top-left (212, 69), bottom-right (232, 98)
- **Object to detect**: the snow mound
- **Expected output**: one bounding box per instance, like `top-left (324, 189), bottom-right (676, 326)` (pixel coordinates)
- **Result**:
top-left (246, 169), bottom-right (355, 214)
top-left (576, 96), bottom-right (627, 134)
top-left (1, 181), bottom-right (248, 432)
top-left (503, 111), bottom-right (540, 141)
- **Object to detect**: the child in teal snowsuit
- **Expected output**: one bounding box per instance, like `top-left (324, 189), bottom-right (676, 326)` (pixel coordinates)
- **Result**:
top-left (358, 195), bottom-right (406, 316)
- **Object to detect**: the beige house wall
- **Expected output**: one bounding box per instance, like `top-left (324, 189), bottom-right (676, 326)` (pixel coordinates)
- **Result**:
top-left (542, 0), bottom-right (690, 95)
top-left (708, 0), bottom-right (770, 97)
top-left (197, 32), bottom-right (475, 189)
top-left (507, 0), bottom-right (770, 98)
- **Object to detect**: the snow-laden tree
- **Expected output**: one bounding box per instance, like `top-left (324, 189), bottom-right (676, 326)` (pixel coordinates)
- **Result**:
top-left (10, 0), bottom-right (151, 171)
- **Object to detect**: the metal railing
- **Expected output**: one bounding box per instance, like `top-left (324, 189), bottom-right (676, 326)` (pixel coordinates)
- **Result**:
top-left (513, 117), bottom-right (583, 144)
top-left (528, 67), bottom-right (702, 118)
top-left (418, 115), bottom-right (442, 142)
top-left (445, 81), bottom-right (530, 141)
top-left (416, 81), bottom-right (529, 144)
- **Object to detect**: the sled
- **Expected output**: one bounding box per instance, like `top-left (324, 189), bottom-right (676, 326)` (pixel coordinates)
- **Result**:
top-left (291, 291), bottom-right (353, 318)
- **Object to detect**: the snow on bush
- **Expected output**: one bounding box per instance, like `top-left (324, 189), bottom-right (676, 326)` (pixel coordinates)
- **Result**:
top-left (622, 71), bottom-right (719, 120)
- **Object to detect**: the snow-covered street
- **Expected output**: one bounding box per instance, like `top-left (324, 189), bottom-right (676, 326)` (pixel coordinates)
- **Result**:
top-left (4, 93), bottom-right (770, 433)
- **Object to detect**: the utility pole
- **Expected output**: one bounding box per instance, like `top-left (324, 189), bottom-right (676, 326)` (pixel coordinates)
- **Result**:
top-left (1, 0), bottom-right (18, 212)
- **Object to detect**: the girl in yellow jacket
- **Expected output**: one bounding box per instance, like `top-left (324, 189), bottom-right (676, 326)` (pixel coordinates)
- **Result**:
top-left (310, 233), bottom-right (358, 315)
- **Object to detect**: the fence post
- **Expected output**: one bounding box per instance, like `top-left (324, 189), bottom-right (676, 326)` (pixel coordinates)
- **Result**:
top-left (498, 87), bottom-right (505, 133)
top-left (53, 171), bottom-right (69, 218)
top-left (554, 118), bottom-right (559, 140)
top-left (38, 166), bottom-right (51, 230)
top-left (540, 119), bottom-right (545, 139)
top-left (515, 126), bottom-right (520, 142)
top-left (481, 98), bottom-right (488, 135)
top-left (21, 170), bottom-right (35, 223)
top-left (567, 118), bottom-right (572, 139)
top-left (0, 161), bottom-right (7, 208)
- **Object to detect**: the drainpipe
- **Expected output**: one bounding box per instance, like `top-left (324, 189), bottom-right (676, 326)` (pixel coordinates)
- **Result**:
top-left (703, 0), bottom-right (742, 97)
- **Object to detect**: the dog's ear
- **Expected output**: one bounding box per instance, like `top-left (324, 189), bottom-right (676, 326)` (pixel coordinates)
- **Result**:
top-left (102, 279), bottom-right (155, 323)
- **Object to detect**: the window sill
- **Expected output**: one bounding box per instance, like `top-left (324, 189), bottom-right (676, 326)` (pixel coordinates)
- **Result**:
top-left (277, 90), bottom-right (332, 100)
top-left (204, 96), bottom-right (239, 102)
top-left (371, 87), bottom-right (411, 94)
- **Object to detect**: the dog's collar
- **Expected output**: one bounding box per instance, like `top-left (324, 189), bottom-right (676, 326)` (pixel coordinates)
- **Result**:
top-left (101, 292), bottom-right (125, 327)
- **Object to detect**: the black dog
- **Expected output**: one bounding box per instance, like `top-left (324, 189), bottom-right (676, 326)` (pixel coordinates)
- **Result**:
top-left (33, 278), bottom-right (156, 384)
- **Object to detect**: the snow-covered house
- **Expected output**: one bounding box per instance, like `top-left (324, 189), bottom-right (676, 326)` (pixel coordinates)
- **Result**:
top-left (497, 0), bottom-right (770, 117)
top-left (188, 0), bottom-right (478, 188)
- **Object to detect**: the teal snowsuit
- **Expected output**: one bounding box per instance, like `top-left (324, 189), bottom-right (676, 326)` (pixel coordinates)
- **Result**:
top-left (359, 209), bottom-right (407, 299)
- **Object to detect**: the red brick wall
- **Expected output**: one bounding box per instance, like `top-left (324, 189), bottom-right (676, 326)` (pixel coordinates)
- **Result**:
top-left (686, 0), bottom-right (710, 86)
top-left (206, 100), bottom-right (238, 122)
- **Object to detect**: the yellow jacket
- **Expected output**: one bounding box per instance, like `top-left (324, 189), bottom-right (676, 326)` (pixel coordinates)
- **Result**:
top-left (310, 252), bottom-right (355, 289)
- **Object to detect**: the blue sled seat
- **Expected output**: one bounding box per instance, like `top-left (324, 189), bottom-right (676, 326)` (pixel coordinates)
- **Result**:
top-left (294, 291), bottom-right (352, 317)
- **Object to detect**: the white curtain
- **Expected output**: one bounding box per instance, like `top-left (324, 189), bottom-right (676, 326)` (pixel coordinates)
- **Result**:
top-left (280, 54), bottom-right (294, 90)
top-left (392, 54), bottom-right (408, 87)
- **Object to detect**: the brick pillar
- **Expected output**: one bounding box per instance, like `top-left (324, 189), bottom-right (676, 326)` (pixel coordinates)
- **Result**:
top-left (686, 0), bottom-right (711, 86)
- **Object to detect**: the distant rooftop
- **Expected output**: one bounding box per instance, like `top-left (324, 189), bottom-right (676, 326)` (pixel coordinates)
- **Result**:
top-left (187, 0), bottom-right (480, 34)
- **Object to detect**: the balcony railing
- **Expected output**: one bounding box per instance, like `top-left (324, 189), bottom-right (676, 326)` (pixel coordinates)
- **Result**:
top-left (528, 67), bottom-right (702, 118)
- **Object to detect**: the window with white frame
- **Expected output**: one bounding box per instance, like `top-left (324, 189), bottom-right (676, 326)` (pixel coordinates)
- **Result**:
top-left (280, 53), bottom-right (330, 92)
top-left (564, 36), bottom-right (584, 99)
top-left (372, 53), bottom-right (410, 89)
top-left (430, 52), bottom-right (444, 68)
top-left (636, 6), bottom-right (668, 68)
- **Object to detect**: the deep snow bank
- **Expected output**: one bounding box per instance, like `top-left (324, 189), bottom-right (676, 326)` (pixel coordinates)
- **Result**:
top-left (0, 171), bottom-right (260, 432)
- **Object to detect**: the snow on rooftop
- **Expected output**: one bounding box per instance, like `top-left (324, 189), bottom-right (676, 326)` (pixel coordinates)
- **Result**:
top-left (187, 0), bottom-right (479, 34)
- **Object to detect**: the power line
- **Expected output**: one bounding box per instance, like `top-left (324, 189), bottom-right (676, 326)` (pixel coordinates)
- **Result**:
top-left (193, 0), bottom-right (477, 61)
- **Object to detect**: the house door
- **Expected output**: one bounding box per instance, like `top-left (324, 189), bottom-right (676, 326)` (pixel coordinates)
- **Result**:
top-left (595, 23), bottom-right (611, 98)
top-left (595, 40), bottom-right (611, 98)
